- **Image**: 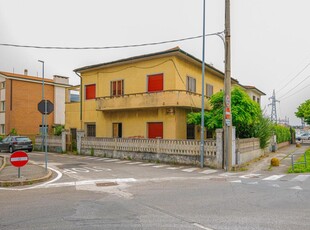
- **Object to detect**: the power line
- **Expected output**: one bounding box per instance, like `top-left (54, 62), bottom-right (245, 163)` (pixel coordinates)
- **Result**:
top-left (279, 82), bottom-right (310, 101)
top-left (277, 62), bottom-right (310, 95)
top-left (0, 32), bottom-right (224, 50)
top-left (278, 74), bottom-right (310, 100)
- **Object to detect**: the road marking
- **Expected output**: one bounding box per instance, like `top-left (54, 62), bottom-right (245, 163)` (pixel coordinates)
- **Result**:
top-left (193, 223), bottom-right (214, 230)
top-left (182, 168), bottom-right (199, 173)
top-left (115, 161), bottom-right (131, 164)
top-left (0, 167), bottom-right (63, 191)
top-left (127, 162), bottom-right (142, 165)
top-left (230, 180), bottom-right (242, 183)
top-left (104, 159), bottom-right (120, 162)
top-left (290, 186), bottom-right (303, 190)
top-left (220, 172), bottom-right (239, 177)
top-left (166, 167), bottom-right (182, 170)
top-left (291, 175), bottom-right (310, 182)
top-left (153, 165), bottom-right (167, 168)
top-left (262, 175), bottom-right (285, 181)
top-left (200, 169), bottom-right (218, 175)
top-left (44, 178), bottom-right (137, 188)
top-left (240, 174), bottom-right (261, 179)
top-left (140, 163), bottom-right (155, 166)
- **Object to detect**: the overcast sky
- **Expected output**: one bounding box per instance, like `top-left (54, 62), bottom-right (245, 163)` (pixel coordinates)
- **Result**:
top-left (1, 0), bottom-right (309, 126)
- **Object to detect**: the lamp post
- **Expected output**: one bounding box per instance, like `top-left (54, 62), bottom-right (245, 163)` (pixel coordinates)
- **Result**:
top-left (200, 0), bottom-right (206, 168)
top-left (38, 60), bottom-right (48, 171)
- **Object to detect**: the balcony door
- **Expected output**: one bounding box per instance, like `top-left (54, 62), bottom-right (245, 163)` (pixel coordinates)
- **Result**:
top-left (148, 122), bottom-right (163, 139)
top-left (147, 74), bottom-right (163, 92)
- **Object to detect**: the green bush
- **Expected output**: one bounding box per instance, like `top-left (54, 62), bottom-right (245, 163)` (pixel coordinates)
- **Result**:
top-left (54, 125), bottom-right (64, 136)
top-left (273, 125), bottom-right (291, 143)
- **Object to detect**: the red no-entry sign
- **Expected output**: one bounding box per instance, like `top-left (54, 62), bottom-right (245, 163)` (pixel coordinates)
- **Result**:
top-left (10, 151), bottom-right (29, 167)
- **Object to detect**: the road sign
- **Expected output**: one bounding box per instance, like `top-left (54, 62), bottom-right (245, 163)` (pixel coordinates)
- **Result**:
top-left (10, 151), bottom-right (29, 167)
top-left (38, 100), bottom-right (54, 115)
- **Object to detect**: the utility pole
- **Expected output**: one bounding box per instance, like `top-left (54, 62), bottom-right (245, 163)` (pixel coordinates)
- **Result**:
top-left (200, 0), bottom-right (206, 169)
top-left (268, 89), bottom-right (279, 123)
top-left (224, 0), bottom-right (232, 171)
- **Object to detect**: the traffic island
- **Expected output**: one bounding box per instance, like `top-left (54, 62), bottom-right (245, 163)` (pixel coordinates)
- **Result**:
top-left (0, 156), bottom-right (53, 187)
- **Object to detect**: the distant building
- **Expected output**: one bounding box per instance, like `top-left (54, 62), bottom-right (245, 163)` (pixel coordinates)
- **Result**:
top-left (241, 85), bottom-right (266, 106)
top-left (0, 70), bottom-right (71, 136)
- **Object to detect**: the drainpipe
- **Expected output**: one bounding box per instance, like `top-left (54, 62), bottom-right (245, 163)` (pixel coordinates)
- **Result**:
top-left (74, 72), bottom-right (83, 130)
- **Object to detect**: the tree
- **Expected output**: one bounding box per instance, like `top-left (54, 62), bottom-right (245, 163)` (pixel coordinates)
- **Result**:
top-left (295, 99), bottom-right (310, 125)
top-left (188, 87), bottom-right (263, 138)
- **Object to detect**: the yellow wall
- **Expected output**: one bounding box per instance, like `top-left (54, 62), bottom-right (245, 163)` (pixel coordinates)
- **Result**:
top-left (65, 52), bottom-right (225, 139)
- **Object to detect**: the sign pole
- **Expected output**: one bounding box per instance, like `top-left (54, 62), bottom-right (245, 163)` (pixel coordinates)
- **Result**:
top-left (18, 167), bottom-right (21, 178)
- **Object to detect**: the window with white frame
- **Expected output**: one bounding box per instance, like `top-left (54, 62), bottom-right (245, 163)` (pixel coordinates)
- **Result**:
top-left (0, 124), bottom-right (5, 135)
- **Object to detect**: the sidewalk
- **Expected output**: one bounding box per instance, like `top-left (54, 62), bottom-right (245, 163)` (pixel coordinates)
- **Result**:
top-left (246, 144), bottom-right (309, 174)
top-left (0, 154), bottom-right (52, 187)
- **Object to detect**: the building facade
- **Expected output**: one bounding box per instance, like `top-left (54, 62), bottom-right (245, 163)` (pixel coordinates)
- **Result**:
top-left (0, 70), bottom-right (70, 136)
top-left (65, 47), bottom-right (265, 140)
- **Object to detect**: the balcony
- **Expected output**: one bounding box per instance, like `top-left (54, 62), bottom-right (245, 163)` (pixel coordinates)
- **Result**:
top-left (96, 90), bottom-right (210, 111)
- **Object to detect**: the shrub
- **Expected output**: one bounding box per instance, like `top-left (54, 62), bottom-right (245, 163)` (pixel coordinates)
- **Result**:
top-left (54, 125), bottom-right (64, 136)
top-left (273, 125), bottom-right (291, 143)
top-left (271, 157), bottom-right (280, 167)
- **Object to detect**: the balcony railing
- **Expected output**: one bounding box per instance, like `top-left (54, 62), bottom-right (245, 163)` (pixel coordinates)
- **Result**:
top-left (96, 90), bottom-right (210, 111)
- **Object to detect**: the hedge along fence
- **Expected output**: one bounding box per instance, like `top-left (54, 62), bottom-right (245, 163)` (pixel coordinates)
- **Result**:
top-left (273, 125), bottom-right (291, 144)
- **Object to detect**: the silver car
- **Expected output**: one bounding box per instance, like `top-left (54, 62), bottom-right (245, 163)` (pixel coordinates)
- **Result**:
top-left (297, 133), bottom-right (310, 141)
top-left (0, 136), bottom-right (33, 153)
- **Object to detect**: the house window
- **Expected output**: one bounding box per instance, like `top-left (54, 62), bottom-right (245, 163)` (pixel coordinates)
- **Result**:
top-left (0, 124), bottom-right (5, 135)
top-left (113, 123), bottom-right (122, 138)
top-left (253, 95), bottom-right (256, 101)
top-left (85, 84), bottom-right (96, 100)
top-left (257, 98), bottom-right (260, 104)
top-left (148, 122), bottom-right (163, 139)
top-left (87, 124), bottom-right (96, 137)
top-left (111, 80), bottom-right (124, 96)
top-left (186, 124), bottom-right (195, 139)
top-left (186, 76), bottom-right (196, 93)
top-left (206, 84), bottom-right (213, 97)
top-left (148, 74), bottom-right (163, 92)
top-left (0, 101), bottom-right (5, 112)
top-left (0, 82), bottom-right (5, 89)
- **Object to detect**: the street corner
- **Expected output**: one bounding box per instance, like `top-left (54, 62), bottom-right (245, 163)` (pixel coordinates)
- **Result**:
top-left (0, 157), bottom-right (53, 187)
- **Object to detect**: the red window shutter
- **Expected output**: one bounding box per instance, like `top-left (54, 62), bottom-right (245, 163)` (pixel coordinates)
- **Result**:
top-left (85, 84), bottom-right (96, 100)
top-left (117, 80), bottom-right (122, 95)
top-left (148, 122), bottom-right (163, 139)
top-left (148, 74), bottom-right (163, 92)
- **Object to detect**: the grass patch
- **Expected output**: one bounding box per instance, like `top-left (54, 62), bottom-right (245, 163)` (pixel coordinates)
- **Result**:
top-left (288, 149), bottom-right (310, 173)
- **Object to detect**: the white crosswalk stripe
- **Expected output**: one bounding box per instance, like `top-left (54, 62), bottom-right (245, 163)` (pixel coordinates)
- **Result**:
top-left (104, 159), bottom-right (120, 162)
top-left (153, 165), bottom-right (168, 168)
top-left (182, 168), bottom-right (199, 173)
top-left (166, 167), bottom-right (183, 170)
top-left (200, 169), bottom-right (218, 175)
top-left (127, 162), bottom-right (143, 165)
top-left (262, 175), bottom-right (285, 181)
top-left (239, 174), bottom-right (261, 179)
top-left (140, 163), bottom-right (155, 166)
top-left (115, 161), bottom-right (131, 164)
top-left (291, 175), bottom-right (310, 182)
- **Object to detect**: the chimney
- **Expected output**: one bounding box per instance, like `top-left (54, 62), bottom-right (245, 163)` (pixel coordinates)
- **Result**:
top-left (24, 69), bottom-right (28, 75)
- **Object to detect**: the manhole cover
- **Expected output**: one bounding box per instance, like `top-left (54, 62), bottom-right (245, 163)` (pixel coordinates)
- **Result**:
top-left (96, 182), bottom-right (118, 187)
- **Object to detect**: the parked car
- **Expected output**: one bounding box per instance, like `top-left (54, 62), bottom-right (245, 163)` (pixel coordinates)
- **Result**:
top-left (297, 133), bottom-right (310, 141)
top-left (0, 136), bottom-right (33, 153)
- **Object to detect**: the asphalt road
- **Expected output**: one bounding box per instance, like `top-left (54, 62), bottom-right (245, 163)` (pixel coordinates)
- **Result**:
top-left (0, 152), bottom-right (309, 230)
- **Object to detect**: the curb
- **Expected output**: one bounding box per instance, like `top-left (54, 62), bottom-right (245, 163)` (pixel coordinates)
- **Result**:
top-left (0, 156), bottom-right (53, 187)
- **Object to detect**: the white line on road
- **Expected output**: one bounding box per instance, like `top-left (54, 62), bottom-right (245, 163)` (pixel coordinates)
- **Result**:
top-left (262, 175), bottom-right (285, 181)
top-left (291, 175), bottom-right (310, 182)
top-left (193, 223), bottom-right (214, 230)
top-left (104, 159), bottom-right (120, 162)
top-left (115, 161), bottom-right (131, 164)
top-left (140, 163), bottom-right (155, 166)
top-left (200, 169), bottom-right (218, 175)
top-left (182, 168), bottom-right (199, 173)
top-left (127, 162), bottom-right (143, 165)
top-left (239, 174), bottom-right (261, 179)
top-left (290, 186), bottom-right (303, 190)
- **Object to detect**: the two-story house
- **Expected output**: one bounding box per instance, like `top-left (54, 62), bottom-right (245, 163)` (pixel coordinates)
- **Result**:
top-left (65, 47), bottom-right (265, 140)
top-left (0, 70), bottom-right (71, 137)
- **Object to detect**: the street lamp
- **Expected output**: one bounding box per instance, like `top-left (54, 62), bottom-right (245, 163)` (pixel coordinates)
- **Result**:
top-left (38, 60), bottom-right (48, 171)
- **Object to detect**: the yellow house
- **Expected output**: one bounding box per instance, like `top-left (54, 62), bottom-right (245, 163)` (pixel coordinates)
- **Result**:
top-left (66, 47), bottom-right (239, 140)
